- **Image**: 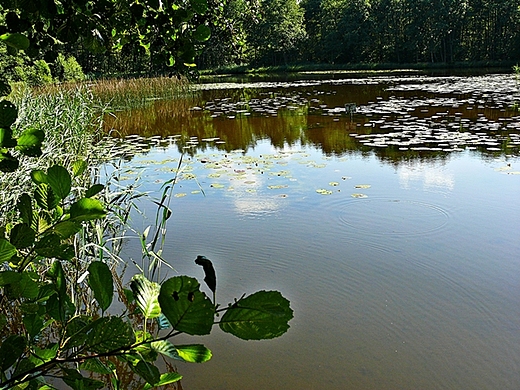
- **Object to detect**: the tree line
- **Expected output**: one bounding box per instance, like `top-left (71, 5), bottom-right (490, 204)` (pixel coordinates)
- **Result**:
top-left (199, 0), bottom-right (520, 68)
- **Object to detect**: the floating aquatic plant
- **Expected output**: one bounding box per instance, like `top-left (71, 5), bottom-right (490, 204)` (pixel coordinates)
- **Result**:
top-left (351, 193), bottom-right (368, 198)
top-left (355, 184), bottom-right (371, 189)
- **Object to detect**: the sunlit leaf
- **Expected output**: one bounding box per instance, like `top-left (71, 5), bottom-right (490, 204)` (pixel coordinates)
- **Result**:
top-left (158, 276), bottom-right (214, 335)
top-left (130, 274), bottom-right (161, 319)
top-left (69, 198), bottom-right (106, 221)
top-left (51, 221), bottom-right (82, 238)
top-left (141, 372), bottom-right (183, 389)
top-left (72, 160), bottom-right (88, 176)
top-left (0, 33), bottom-right (30, 50)
top-left (47, 165), bottom-right (71, 200)
top-left (34, 183), bottom-right (60, 210)
top-left (219, 290), bottom-right (293, 340)
top-left (88, 262), bottom-right (113, 311)
top-left (16, 128), bottom-right (44, 157)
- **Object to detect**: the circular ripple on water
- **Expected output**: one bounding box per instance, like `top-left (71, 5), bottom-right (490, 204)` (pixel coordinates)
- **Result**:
top-left (337, 197), bottom-right (451, 237)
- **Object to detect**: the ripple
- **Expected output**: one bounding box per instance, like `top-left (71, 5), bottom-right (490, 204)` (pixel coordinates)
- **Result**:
top-left (336, 197), bottom-right (451, 237)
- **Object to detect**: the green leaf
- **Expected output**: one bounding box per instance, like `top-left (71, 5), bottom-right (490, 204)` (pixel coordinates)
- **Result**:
top-left (131, 360), bottom-right (160, 386)
top-left (72, 160), bottom-right (87, 176)
top-left (0, 33), bottom-right (30, 50)
top-left (69, 198), bottom-right (106, 221)
top-left (0, 150), bottom-right (19, 172)
top-left (219, 290), bottom-right (293, 340)
top-left (62, 368), bottom-right (104, 390)
top-left (34, 183), bottom-right (60, 210)
top-left (0, 79), bottom-right (11, 96)
top-left (10, 223), bottom-right (36, 249)
top-left (16, 127), bottom-right (45, 157)
top-left (158, 276), bottom-right (214, 335)
top-left (85, 317), bottom-right (134, 353)
top-left (46, 165), bottom-right (71, 200)
top-left (64, 316), bottom-right (91, 349)
top-left (0, 270), bottom-right (21, 286)
top-left (151, 341), bottom-right (212, 363)
top-left (10, 272), bottom-right (40, 299)
top-left (88, 262), bottom-right (113, 311)
top-left (130, 274), bottom-right (161, 319)
top-left (30, 344), bottom-right (59, 364)
top-left (23, 313), bottom-right (44, 339)
top-left (190, 0), bottom-right (208, 14)
top-left (0, 335), bottom-right (26, 370)
top-left (0, 100), bottom-right (17, 128)
top-left (141, 372), bottom-right (182, 390)
top-left (17, 193), bottom-right (33, 225)
top-left (31, 169), bottom-right (48, 184)
top-left (79, 358), bottom-right (114, 375)
top-left (0, 238), bottom-right (17, 262)
top-left (0, 313), bottom-right (7, 330)
top-left (85, 184), bottom-right (104, 198)
top-left (35, 234), bottom-right (74, 260)
top-left (193, 24), bottom-right (211, 42)
top-left (51, 221), bottom-right (82, 238)
top-left (0, 127), bottom-right (17, 147)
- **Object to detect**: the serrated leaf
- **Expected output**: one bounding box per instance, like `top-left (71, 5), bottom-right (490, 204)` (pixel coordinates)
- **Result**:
top-left (0, 238), bottom-right (17, 262)
top-left (87, 262), bottom-right (113, 311)
top-left (85, 317), bottom-right (134, 353)
top-left (69, 198), bottom-right (106, 221)
top-left (142, 372), bottom-right (182, 390)
top-left (85, 184), bottom-right (104, 198)
top-left (10, 223), bottom-right (36, 249)
top-left (130, 274), bottom-right (161, 319)
top-left (47, 165), bottom-right (71, 200)
top-left (0, 33), bottom-right (30, 50)
top-left (219, 290), bottom-right (293, 340)
top-left (158, 276), bottom-right (214, 335)
top-left (0, 100), bottom-right (17, 128)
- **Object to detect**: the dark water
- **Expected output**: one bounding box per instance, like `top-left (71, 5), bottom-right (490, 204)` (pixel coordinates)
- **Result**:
top-left (104, 73), bottom-right (520, 389)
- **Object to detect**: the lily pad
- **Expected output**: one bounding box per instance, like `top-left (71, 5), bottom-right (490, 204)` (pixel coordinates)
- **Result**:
top-left (351, 193), bottom-right (368, 198)
top-left (267, 185), bottom-right (288, 190)
top-left (174, 193), bottom-right (187, 198)
top-left (316, 189), bottom-right (333, 195)
top-left (355, 184), bottom-right (371, 189)
top-left (210, 183), bottom-right (225, 188)
top-left (329, 182), bottom-right (339, 186)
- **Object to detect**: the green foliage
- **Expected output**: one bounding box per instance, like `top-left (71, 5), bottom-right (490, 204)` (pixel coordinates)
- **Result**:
top-left (53, 54), bottom-right (85, 82)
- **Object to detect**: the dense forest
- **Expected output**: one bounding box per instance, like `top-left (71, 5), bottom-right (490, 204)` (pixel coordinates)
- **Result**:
top-left (3, 0), bottom-right (520, 79)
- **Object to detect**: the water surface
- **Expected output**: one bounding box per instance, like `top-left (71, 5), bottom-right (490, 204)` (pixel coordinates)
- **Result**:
top-left (104, 73), bottom-right (520, 389)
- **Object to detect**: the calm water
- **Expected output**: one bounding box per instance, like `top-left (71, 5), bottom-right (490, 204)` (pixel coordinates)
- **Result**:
top-left (104, 73), bottom-right (520, 389)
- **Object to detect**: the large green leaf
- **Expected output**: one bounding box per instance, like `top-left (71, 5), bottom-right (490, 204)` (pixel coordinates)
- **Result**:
top-left (46, 165), bottom-right (71, 200)
top-left (0, 270), bottom-right (21, 286)
top-left (62, 368), bottom-right (104, 390)
top-left (0, 238), bottom-right (17, 262)
top-left (0, 127), bottom-right (17, 147)
top-left (190, 0), bottom-right (208, 14)
top-left (85, 317), bottom-right (134, 353)
top-left (130, 360), bottom-right (160, 386)
top-left (130, 274), bottom-right (161, 319)
top-left (85, 184), bottom-right (104, 198)
top-left (64, 316), bottom-right (91, 349)
top-left (158, 276), bottom-right (214, 335)
top-left (72, 159), bottom-right (87, 177)
top-left (16, 127), bottom-right (44, 157)
top-left (79, 358), bottom-right (114, 375)
top-left (0, 100), bottom-right (17, 128)
top-left (141, 372), bottom-right (183, 390)
top-left (219, 290), bottom-right (293, 340)
top-left (0, 33), bottom-right (30, 50)
top-left (51, 221), bottom-right (82, 238)
top-left (10, 223), bottom-right (36, 249)
top-left (87, 262), bottom-right (113, 311)
top-left (17, 193), bottom-right (33, 226)
top-left (23, 313), bottom-right (44, 339)
top-left (193, 24), bottom-right (211, 42)
top-left (34, 183), bottom-right (60, 211)
top-left (69, 198), bottom-right (106, 221)
top-left (35, 234), bottom-right (74, 260)
top-left (151, 341), bottom-right (212, 363)
top-left (0, 335), bottom-right (26, 371)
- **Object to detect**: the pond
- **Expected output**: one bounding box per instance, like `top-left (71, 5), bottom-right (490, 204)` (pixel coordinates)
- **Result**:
top-left (103, 72), bottom-right (520, 389)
